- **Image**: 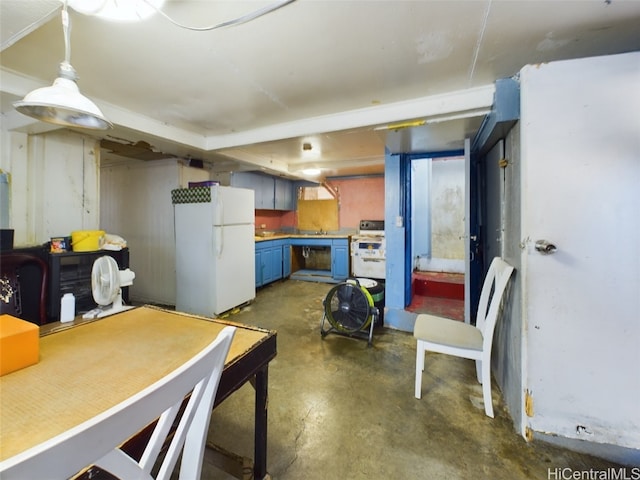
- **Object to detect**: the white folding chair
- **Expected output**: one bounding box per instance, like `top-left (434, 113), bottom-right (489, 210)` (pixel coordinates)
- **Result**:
top-left (413, 257), bottom-right (514, 418)
top-left (0, 326), bottom-right (236, 480)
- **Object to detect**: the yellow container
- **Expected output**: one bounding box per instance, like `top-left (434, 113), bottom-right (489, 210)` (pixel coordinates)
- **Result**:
top-left (71, 230), bottom-right (105, 252)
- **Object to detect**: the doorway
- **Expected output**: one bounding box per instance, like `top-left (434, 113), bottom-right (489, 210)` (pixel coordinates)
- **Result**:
top-left (408, 153), bottom-right (465, 321)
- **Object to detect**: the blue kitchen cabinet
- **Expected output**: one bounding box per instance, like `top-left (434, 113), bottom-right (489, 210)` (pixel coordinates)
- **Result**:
top-left (260, 237), bottom-right (348, 285)
top-left (255, 239), bottom-right (285, 287)
top-left (229, 172), bottom-right (294, 210)
top-left (256, 243), bottom-right (274, 286)
top-left (289, 237), bottom-right (350, 283)
top-left (282, 241), bottom-right (291, 277)
top-left (229, 172), bottom-right (256, 192)
top-left (257, 175), bottom-right (275, 209)
top-left (275, 177), bottom-right (294, 210)
top-left (262, 247), bottom-right (275, 284)
top-left (331, 239), bottom-right (349, 281)
top-left (229, 172), bottom-right (271, 209)
top-left (270, 245), bottom-right (283, 282)
top-left (255, 250), bottom-right (263, 287)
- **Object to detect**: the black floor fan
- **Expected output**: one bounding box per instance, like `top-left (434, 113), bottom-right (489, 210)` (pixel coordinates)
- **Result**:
top-left (321, 278), bottom-right (379, 346)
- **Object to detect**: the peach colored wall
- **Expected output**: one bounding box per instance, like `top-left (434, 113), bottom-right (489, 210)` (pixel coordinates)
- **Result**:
top-left (328, 176), bottom-right (385, 228)
top-left (255, 210), bottom-right (296, 230)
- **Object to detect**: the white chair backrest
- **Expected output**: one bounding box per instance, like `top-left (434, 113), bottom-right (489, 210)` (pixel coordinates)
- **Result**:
top-left (0, 326), bottom-right (236, 480)
top-left (474, 257), bottom-right (514, 348)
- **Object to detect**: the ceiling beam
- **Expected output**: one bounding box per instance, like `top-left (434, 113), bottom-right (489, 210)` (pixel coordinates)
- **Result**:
top-left (204, 85), bottom-right (496, 151)
top-left (1, 67), bottom-right (494, 180)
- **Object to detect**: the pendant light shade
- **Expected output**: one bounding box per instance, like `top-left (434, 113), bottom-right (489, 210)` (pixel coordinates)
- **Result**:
top-left (14, 63), bottom-right (112, 130)
top-left (13, 6), bottom-right (112, 130)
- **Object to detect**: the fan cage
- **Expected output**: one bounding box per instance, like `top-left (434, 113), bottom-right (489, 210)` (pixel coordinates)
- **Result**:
top-left (92, 256), bottom-right (120, 305)
top-left (323, 280), bottom-right (375, 334)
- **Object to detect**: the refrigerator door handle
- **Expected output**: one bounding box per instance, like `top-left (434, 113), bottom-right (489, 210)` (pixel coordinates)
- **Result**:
top-left (215, 195), bottom-right (224, 226)
top-left (214, 226), bottom-right (223, 258)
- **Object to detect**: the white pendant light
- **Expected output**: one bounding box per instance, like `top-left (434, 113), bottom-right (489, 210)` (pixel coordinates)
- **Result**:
top-left (13, 4), bottom-right (112, 130)
top-left (66, 0), bottom-right (165, 22)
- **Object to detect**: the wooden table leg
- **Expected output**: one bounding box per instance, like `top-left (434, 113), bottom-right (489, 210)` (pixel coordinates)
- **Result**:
top-left (254, 365), bottom-right (268, 480)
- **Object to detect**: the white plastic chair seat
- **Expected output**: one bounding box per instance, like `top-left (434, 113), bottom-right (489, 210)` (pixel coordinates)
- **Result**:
top-left (413, 314), bottom-right (483, 352)
top-left (414, 257), bottom-right (514, 418)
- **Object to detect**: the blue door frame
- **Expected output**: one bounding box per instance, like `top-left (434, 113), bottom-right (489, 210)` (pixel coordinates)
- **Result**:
top-left (384, 78), bottom-right (519, 331)
top-left (384, 147), bottom-right (481, 331)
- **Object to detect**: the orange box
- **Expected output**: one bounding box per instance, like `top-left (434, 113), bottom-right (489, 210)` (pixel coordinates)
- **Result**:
top-left (0, 314), bottom-right (39, 376)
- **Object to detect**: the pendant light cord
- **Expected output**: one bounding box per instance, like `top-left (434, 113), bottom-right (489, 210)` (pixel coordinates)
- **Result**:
top-left (143, 0), bottom-right (297, 31)
top-left (58, 0), bottom-right (79, 81)
top-left (61, 2), bottom-right (70, 65)
top-left (45, 0), bottom-right (296, 35)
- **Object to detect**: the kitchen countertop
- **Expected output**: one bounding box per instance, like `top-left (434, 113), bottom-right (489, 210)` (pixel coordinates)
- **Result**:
top-left (255, 233), bottom-right (351, 242)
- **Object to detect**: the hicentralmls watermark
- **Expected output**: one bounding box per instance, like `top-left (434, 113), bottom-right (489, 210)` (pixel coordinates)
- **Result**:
top-left (548, 468), bottom-right (640, 480)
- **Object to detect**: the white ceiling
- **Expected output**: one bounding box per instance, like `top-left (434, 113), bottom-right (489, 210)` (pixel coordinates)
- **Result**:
top-left (2, 0), bottom-right (639, 180)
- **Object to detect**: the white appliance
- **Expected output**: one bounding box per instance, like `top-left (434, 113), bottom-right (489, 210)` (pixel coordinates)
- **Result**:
top-left (173, 185), bottom-right (255, 316)
top-left (83, 256), bottom-right (136, 319)
top-left (351, 220), bottom-right (386, 279)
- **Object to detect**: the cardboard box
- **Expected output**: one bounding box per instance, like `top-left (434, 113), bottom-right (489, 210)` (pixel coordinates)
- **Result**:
top-left (0, 314), bottom-right (39, 376)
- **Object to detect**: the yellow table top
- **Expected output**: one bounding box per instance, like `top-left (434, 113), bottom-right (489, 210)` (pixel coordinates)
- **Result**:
top-left (0, 306), bottom-right (272, 462)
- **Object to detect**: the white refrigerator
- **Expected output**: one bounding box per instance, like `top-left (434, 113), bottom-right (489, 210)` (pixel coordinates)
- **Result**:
top-left (173, 185), bottom-right (255, 316)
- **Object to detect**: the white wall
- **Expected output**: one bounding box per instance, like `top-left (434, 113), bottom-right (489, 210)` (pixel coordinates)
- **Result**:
top-left (0, 129), bottom-right (100, 246)
top-left (431, 157), bottom-right (464, 261)
top-left (411, 158), bottom-right (431, 266)
top-left (0, 120), bottom-right (211, 307)
top-left (520, 52), bottom-right (640, 459)
top-left (415, 157), bottom-right (465, 273)
top-left (100, 158), bottom-right (209, 305)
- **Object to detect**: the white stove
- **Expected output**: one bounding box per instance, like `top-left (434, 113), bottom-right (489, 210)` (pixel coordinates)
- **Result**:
top-left (351, 220), bottom-right (386, 279)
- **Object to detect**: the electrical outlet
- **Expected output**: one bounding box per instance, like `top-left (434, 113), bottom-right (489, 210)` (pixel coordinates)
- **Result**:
top-left (260, 224), bottom-right (266, 229)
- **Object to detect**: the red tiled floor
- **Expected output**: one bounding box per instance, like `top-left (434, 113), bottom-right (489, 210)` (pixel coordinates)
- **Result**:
top-left (412, 271), bottom-right (465, 284)
top-left (408, 271), bottom-right (465, 321)
top-left (407, 294), bottom-right (464, 321)
top-left (412, 271), bottom-right (464, 299)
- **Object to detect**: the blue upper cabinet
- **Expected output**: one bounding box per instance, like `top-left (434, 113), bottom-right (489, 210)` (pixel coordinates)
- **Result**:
top-left (228, 172), bottom-right (268, 209)
top-left (256, 174), bottom-right (274, 209)
top-left (228, 172), bottom-right (294, 210)
top-left (275, 177), bottom-right (295, 210)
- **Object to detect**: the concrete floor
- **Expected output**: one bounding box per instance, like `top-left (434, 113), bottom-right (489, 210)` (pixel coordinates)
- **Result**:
top-left (200, 279), bottom-right (622, 480)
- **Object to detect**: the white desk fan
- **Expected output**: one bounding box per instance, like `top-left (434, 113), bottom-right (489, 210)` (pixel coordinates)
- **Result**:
top-left (82, 255), bottom-right (135, 319)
